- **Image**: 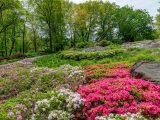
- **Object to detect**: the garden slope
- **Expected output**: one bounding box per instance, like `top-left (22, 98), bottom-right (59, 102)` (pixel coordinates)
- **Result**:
top-left (0, 45), bottom-right (160, 120)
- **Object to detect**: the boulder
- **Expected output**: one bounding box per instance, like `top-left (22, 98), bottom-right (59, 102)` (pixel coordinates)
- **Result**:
top-left (131, 61), bottom-right (160, 84)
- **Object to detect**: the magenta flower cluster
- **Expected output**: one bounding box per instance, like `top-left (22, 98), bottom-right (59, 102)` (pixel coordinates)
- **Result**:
top-left (78, 64), bottom-right (160, 120)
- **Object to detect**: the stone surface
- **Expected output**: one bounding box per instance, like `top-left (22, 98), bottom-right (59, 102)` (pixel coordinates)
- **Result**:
top-left (131, 61), bottom-right (160, 84)
top-left (122, 39), bottom-right (160, 49)
top-left (81, 46), bottom-right (107, 52)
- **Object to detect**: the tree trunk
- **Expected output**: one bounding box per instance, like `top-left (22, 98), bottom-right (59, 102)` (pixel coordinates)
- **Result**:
top-left (9, 24), bottom-right (16, 56)
top-left (33, 29), bottom-right (37, 52)
top-left (1, 36), bottom-right (4, 56)
top-left (22, 23), bottom-right (25, 54)
top-left (48, 21), bottom-right (53, 51)
top-left (4, 28), bottom-right (7, 56)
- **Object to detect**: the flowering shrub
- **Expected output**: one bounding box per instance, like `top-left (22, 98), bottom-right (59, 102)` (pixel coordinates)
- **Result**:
top-left (34, 88), bottom-right (85, 119)
top-left (95, 112), bottom-right (148, 120)
top-left (78, 64), bottom-right (160, 120)
top-left (84, 63), bottom-right (130, 82)
top-left (58, 64), bottom-right (85, 90)
top-left (1, 56), bottom-right (160, 120)
top-left (58, 64), bottom-right (84, 82)
top-left (7, 104), bottom-right (27, 120)
top-left (48, 110), bottom-right (71, 120)
top-left (84, 64), bottom-right (108, 81)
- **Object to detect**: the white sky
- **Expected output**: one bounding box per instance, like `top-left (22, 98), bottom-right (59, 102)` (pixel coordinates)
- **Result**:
top-left (70, 0), bottom-right (160, 18)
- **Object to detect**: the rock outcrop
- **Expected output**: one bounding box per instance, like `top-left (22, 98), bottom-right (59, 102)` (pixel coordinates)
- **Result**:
top-left (131, 61), bottom-right (160, 84)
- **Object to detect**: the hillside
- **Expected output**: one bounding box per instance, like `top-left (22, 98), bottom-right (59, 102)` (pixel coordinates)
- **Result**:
top-left (0, 42), bottom-right (160, 120)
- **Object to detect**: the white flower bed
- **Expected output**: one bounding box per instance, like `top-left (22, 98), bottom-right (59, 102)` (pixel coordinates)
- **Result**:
top-left (95, 113), bottom-right (149, 120)
top-left (48, 110), bottom-right (70, 120)
top-left (34, 88), bottom-right (85, 119)
top-left (58, 64), bottom-right (85, 82)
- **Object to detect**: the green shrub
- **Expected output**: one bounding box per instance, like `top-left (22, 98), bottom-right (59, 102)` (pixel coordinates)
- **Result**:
top-left (59, 49), bottom-right (125, 61)
top-left (98, 40), bottom-right (113, 47)
top-left (76, 41), bottom-right (94, 48)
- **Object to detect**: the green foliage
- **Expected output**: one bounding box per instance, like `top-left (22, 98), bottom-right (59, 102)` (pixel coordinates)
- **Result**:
top-left (97, 40), bottom-right (113, 47)
top-left (35, 48), bottom-right (160, 68)
top-left (76, 41), bottom-right (94, 48)
top-left (34, 54), bottom-right (97, 68)
top-left (0, 62), bottom-right (85, 119)
top-left (116, 6), bottom-right (155, 42)
top-left (0, 91), bottom-right (52, 120)
top-left (59, 49), bottom-right (125, 60)
top-left (0, 0), bottom-right (157, 58)
top-left (155, 8), bottom-right (160, 38)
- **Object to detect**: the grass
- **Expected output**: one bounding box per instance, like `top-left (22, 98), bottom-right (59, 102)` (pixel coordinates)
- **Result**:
top-left (34, 48), bottom-right (160, 68)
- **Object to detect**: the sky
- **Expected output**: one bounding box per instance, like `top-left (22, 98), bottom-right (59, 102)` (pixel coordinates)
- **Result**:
top-left (70, 0), bottom-right (160, 18)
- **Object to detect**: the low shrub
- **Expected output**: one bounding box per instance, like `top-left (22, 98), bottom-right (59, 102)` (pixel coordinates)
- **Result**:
top-left (59, 49), bottom-right (125, 61)
top-left (84, 63), bottom-right (130, 82)
top-left (97, 40), bottom-right (113, 47)
top-left (34, 89), bottom-right (85, 120)
top-left (0, 62), bottom-right (85, 101)
top-left (95, 112), bottom-right (148, 120)
top-left (4, 89), bottom-right (85, 120)
top-left (76, 41), bottom-right (94, 48)
top-left (0, 63), bottom-right (86, 120)
top-left (77, 64), bottom-right (160, 120)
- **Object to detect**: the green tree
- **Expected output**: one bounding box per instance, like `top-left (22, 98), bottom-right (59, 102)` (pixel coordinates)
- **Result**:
top-left (96, 2), bottom-right (117, 41)
top-left (116, 6), bottom-right (154, 42)
top-left (156, 8), bottom-right (160, 38)
top-left (32, 0), bottom-right (66, 52)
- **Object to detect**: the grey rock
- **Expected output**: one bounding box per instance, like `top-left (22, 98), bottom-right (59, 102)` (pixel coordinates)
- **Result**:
top-left (122, 39), bottom-right (160, 49)
top-left (81, 47), bottom-right (108, 52)
top-left (131, 61), bottom-right (160, 84)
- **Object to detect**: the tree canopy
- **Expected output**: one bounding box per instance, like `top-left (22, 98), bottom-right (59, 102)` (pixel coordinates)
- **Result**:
top-left (0, 0), bottom-right (157, 56)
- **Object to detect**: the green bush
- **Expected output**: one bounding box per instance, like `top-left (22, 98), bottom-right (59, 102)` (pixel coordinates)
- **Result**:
top-left (98, 40), bottom-right (113, 47)
top-left (59, 49), bottom-right (125, 61)
top-left (76, 41), bottom-right (94, 48)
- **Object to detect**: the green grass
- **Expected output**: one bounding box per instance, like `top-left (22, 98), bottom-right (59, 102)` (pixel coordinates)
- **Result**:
top-left (34, 54), bottom-right (97, 68)
top-left (34, 48), bottom-right (160, 68)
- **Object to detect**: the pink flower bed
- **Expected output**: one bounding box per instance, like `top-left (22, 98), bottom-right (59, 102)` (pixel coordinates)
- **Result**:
top-left (78, 64), bottom-right (160, 120)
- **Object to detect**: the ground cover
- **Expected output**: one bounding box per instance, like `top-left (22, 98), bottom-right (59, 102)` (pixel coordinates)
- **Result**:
top-left (78, 63), bottom-right (160, 120)
top-left (34, 48), bottom-right (160, 68)
top-left (0, 46), bottom-right (160, 120)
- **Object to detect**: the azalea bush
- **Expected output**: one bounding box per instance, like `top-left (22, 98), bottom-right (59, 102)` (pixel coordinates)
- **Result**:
top-left (0, 62), bottom-right (85, 101)
top-left (0, 60), bottom-right (87, 119)
top-left (84, 63), bottom-right (130, 82)
top-left (56, 64), bottom-right (85, 91)
top-left (1, 91), bottom-right (52, 120)
top-left (78, 64), bottom-right (160, 120)
top-left (4, 89), bottom-right (85, 120)
top-left (58, 64), bottom-right (85, 83)
top-left (34, 89), bottom-right (85, 120)
top-left (95, 112), bottom-right (148, 120)
top-left (84, 64), bottom-right (108, 81)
